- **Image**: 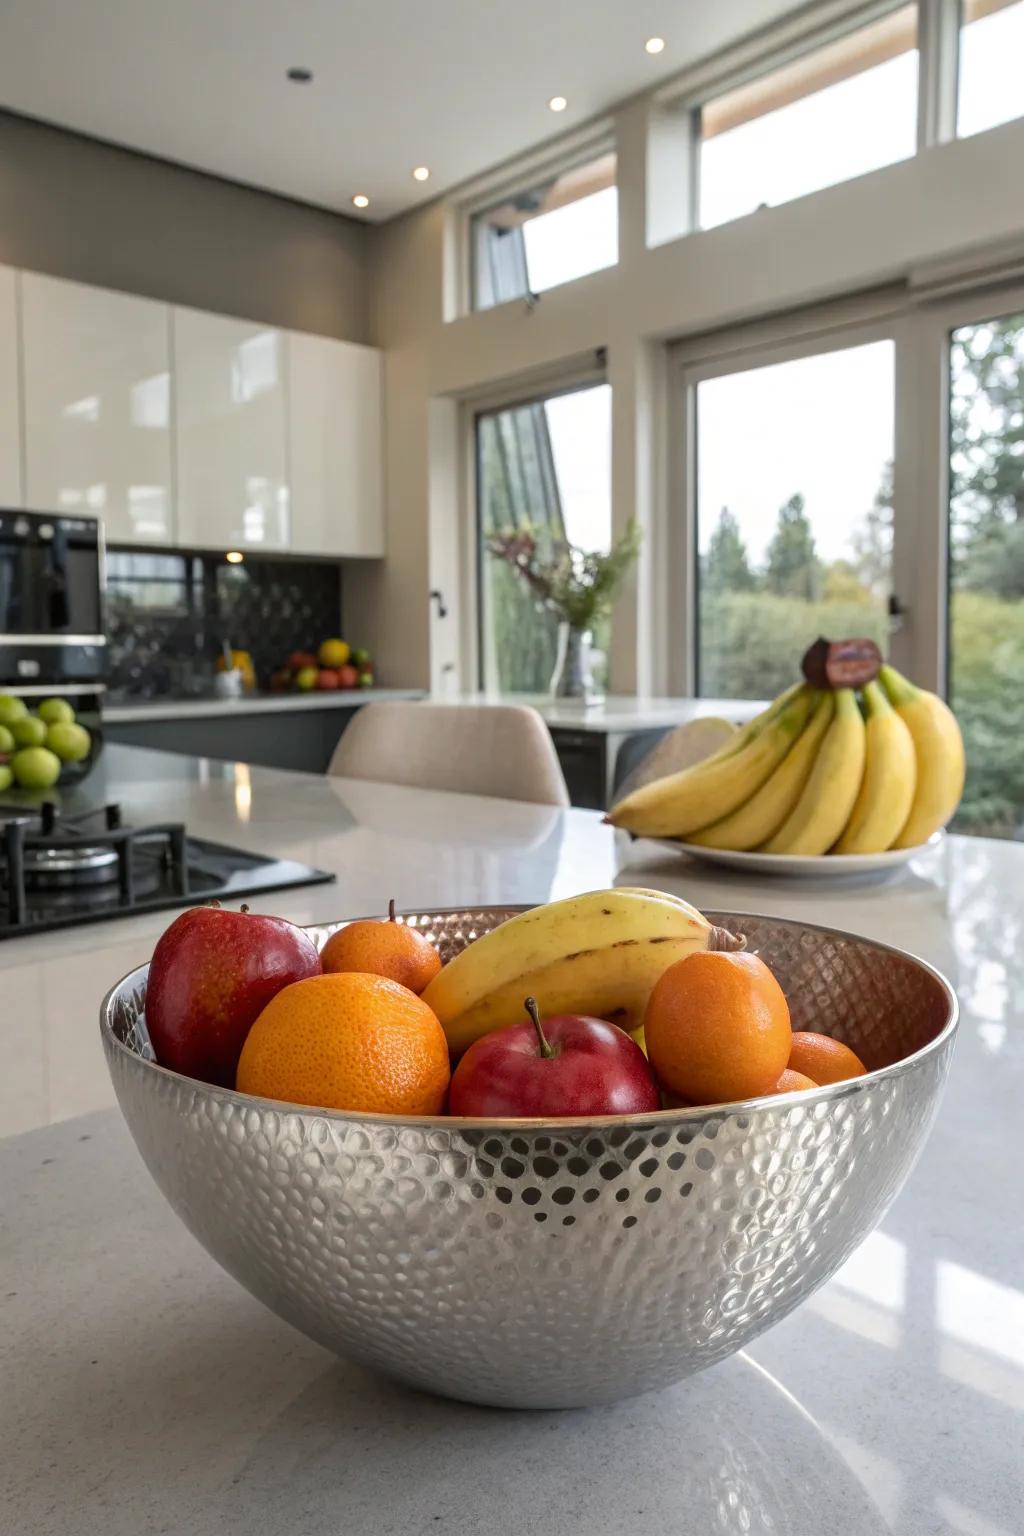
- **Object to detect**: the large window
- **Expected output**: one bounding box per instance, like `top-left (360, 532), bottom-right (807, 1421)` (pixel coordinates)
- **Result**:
top-left (957, 0), bottom-right (1024, 137)
top-left (948, 309), bottom-right (1024, 838)
top-left (471, 153), bottom-right (617, 311)
top-left (692, 340), bottom-right (895, 698)
top-left (476, 383), bottom-right (611, 692)
top-left (699, 8), bottom-right (918, 229)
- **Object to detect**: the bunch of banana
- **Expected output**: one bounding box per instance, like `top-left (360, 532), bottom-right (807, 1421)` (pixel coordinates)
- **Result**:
top-left (421, 887), bottom-right (744, 1056)
top-left (607, 653), bottom-right (965, 857)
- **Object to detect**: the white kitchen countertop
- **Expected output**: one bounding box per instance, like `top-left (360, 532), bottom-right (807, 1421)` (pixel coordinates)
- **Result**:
top-left (436, 692), bottom-right (768, 733)
top-left (1, 745), bottom-right (1020, 1535)
top-left (104, 686), bottom-right (424, 723)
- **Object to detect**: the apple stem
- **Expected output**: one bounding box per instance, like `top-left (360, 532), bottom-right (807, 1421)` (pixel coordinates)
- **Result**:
top-left (524, 996), bottom-right (555, 1059)
top-left (240, 903), bottom-right (250, 915)
top-left (388, 898), bottom-right (396, 923)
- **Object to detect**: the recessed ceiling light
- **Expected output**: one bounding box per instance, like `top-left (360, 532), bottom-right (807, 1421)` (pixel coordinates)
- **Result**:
top-left (548, 95), bottom-right (568, 112)
top-left (225, 550), bottom-right (244, 564)
top-left (412, 166), bottom-right (431, 182)
top-left (286, 66), bottom-right (313, 83)
top-left (645, 37), bottom-right (665, 55)
top-left (352, 194), bottom-right (370, 209)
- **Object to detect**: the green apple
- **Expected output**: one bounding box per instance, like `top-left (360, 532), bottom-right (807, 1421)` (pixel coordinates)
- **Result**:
top-left (0, 764), bottom-right (12, 793)
top-left (11, 716), bottom-right (48, 748)
top-left (350, 647), bottom-right (371, 669)
top-left (11, 746), bottom-right (61, 790)
top-left (46, 721), bottom-right (92, 762)
top-left (38, 697), bottom-right (76, 726)
top-left (295, 665), bottom-right (319, 691)
top-left (0, 695), bottom-right (28, 727)
top-left (0, 724), bottom-right (14, 756)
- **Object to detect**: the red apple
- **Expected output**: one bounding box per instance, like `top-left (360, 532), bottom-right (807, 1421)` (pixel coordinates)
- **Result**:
top-left (448, 998), bottom-right (660, 1118)
top-left (316, 668), bottom-right (340, 690)
top-left (288, 650), bottom-right (317, 672)
top-left (338, 664), bottom-right (359, 689)
top-left (146, 904), bottom-right (322, 1087)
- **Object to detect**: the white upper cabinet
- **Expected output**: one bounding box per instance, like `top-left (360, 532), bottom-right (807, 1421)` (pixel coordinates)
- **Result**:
top-left (287, 331), bottom-right (384, 557)
top-left (21, 273), bottom-right (173, 542)
top-left (0, 266), bottom-right (22, 507)
top-left (173, 307), bottom-right (289, 552)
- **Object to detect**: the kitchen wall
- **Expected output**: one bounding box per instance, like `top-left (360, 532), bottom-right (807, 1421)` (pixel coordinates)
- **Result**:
top-left (104, 550), bottom-right (342, 698)
top-left (0, 111), bottom-right (371, 342)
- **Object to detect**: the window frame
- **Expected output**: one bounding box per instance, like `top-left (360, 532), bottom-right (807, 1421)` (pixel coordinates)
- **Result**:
top-left (690, 0), bottom-right (924, 231)
top-left (668, 294), bottom-right (930, 697)
top-left (457, 131), bottom-right (618, 316)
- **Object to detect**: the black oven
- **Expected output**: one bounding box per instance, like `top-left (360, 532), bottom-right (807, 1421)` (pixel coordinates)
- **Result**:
top-left (0, 510), bottom-right (105, 686)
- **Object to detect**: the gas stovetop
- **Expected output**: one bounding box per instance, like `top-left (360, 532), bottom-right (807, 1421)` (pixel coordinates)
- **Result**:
top-left (0, 801), bottom-right (335, 939)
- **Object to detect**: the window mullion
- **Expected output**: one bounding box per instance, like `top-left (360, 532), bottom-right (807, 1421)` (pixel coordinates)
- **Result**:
top-left (917, 0), bottom-right (962, 148)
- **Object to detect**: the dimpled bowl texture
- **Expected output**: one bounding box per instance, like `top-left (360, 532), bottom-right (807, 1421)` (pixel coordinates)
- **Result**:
top-left (101, 907), bottom-right (957, 1409)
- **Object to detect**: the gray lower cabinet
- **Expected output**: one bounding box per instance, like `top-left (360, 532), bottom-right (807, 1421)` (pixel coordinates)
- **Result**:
top-left (104, 706), bottom-right (362, 774)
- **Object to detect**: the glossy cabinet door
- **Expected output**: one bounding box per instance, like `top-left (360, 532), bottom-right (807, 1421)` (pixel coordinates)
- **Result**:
top-left (21, 273), bottom-right (173, 541)
top-left (0, 265), bottom-right (22, 507)
top-left (288, 331), bottom-right (384, 556)
top-left (173, 307), bottom-right (289, 552)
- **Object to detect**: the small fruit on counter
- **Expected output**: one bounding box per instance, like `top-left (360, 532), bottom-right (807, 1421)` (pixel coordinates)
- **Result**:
top-left (0, 694), bottom-right (28, 727)
top-left (236, 971), bottom-right (450, 1115)
top-left (295, 665), bottom-right (319, 692)
top-left (146, 904), bottom-right (322, 1087)
top-left (288, 650), bottom-right (318, 673)
top-left (45, 721), bottom-right (92, 763)
top-left (421, 887), bottom-right (744, 1058)
top-left (775, 1069), bottom-right (819, 1093)
top-left (37, 697), bottom-right (75, 726)
top-left (318, 638), bottom-right (350, 668)
top-left (269, 667), bottom-right (292, 693)
top-left (0, 764), bottom-right (12, 793)
top-left (320, 898), bottom-right (442, 994)
top-left (644, 950), bottom-right (792, 1105)
top-left (11, 715), bottom-right (47, 749)
top-left (879, 664), bottom-right (966, 848)
top-left (350, 647), bottom-right (371, 669)
top-left (357, 670), bottom-right (374, 688)
top-left (338, 664), bottom-right (359, 689)
top-left (448, 997), bottom-right (661, 1118)
top-left (11, 746), bottom-right (61, 790)
top-left (316, 668), bottom-right (340, 690)
top-left (787, 1031), bottom-right (866, 1085)
top-left (0, 723), bottom-right (14, 756)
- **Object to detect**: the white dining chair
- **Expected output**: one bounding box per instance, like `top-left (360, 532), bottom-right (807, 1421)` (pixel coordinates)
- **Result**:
top-left (328, 701), bottom-right (571, 807)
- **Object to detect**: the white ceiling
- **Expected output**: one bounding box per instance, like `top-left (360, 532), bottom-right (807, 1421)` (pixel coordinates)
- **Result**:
top-left (0, 0), bottom-right (798, 222)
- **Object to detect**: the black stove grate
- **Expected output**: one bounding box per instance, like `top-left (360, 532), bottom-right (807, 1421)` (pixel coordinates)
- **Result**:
top-left (0, 800), bottom-right (334, 938)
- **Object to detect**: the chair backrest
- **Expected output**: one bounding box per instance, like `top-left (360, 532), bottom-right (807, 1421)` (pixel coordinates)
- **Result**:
top-left (328, 701), bottom-right (571, 807)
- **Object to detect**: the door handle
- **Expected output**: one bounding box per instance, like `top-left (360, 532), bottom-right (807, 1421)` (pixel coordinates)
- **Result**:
top-left (430, 589), bottom-right (448, 619)
top-left (887, 593), bottom-right (907, 632)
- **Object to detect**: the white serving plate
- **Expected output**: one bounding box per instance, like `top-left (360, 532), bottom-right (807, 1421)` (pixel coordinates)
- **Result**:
top-left (654, 834), bottom-right (943, 879)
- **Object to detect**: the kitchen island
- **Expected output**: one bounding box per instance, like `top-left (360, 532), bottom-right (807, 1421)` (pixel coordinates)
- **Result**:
top-left (1, 746), bottom-right (1020, 1536)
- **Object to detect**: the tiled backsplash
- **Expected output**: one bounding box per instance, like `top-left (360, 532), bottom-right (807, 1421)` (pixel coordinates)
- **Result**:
top-left (105, 549), bottom-right (342, 698)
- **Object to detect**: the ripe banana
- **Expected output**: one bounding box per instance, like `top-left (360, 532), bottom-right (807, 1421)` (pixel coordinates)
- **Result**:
top-left (761, 688), bottom-right (866, 855)
top-left (878, 665), bottom-right (965, 847)
top-left (686, 690), bottom-right (835, 850)
top-left (833, 680), bottom-right (917, 854)
top-left (421, 888), bottom-right (744, 1057)
top-left (607, 686), bottom-right (813, 839)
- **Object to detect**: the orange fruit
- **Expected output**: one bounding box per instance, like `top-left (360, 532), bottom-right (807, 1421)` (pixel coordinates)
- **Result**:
top-left (320, 901), bottom-right (442, 995)
top-left (788, 1031), bottom-right (866, 1085)
top-left (644, 950), bottom-right (792, 1105)
top-left (236, 971), bottom-right (450, 1115)
top-left (775, 1068), bottom-right (818, 1094)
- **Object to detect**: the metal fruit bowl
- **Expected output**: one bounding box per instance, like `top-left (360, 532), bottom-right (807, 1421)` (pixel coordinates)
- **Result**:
top-left (101, 906), bottom-right (957, 1410)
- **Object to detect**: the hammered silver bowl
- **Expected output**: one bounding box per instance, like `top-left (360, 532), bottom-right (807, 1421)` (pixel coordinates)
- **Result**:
top-left (101, 906), bottom-right (957, 1410)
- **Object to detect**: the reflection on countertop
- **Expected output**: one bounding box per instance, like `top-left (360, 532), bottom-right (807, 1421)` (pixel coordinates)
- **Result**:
top-left (103, 686), bottom-right (425, 723)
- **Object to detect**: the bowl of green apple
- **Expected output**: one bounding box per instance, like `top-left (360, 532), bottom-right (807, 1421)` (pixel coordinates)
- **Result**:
top-left (0, 694), bottom-right (99, 795)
